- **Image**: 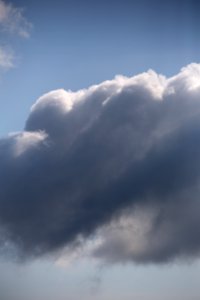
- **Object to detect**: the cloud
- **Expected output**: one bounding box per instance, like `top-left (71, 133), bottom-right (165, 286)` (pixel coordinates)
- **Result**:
top-left (0, 46), bottom-right (14, 69)
top-left (0, 0), bottom-right (31, 71)
top-left (1, 63), bottom-right (200, 264)
top-left (0, 0), bottom-right (31, 38)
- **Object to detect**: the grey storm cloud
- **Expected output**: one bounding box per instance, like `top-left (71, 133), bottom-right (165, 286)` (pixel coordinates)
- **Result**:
top-left (1, 63), bottom-right (200, 263)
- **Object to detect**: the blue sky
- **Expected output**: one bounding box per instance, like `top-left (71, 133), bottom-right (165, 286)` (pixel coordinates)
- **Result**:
top-left (1, 1), bottom-right (200, 300)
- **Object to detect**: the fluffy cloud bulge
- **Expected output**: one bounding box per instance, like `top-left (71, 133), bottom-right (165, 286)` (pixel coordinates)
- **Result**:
top-left (1, 63), bottom-right (200, 264)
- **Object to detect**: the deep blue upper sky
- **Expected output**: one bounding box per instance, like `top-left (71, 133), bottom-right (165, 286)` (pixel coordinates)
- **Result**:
top-left (0, 0), bottom-right (200, 136)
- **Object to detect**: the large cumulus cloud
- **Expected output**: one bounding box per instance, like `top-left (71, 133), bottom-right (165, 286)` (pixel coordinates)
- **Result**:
top-left (1, 63), bottom-right (200, 263)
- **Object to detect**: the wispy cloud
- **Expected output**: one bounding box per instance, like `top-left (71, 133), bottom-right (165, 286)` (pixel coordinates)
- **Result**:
top-left (0, 46), bottom-right (13, 69)
top-left (0, 0), bottom-right (31, 38)
top-left (0, 0), bottom-right (31, 71)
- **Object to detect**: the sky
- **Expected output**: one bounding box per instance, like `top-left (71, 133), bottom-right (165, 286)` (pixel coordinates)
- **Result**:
top-left (1, 0), bottom-right (200, 299)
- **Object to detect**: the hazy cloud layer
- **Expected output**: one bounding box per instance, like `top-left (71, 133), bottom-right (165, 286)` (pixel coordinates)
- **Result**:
top-left (1, 63), bottom-right (200, 263)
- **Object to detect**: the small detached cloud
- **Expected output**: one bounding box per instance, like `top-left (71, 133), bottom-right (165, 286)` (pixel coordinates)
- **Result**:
top-left (1, 63), bottom-right (200, 264)
top-left (0, 46), bottom-right (13, 69)
top-left (0, 0), bottom-right (31, 71)
top-left (0, 0), bottom-right (31, 38)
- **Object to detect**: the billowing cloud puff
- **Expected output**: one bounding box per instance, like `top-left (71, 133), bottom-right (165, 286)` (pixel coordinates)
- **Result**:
top-left (1, 63), bottom-right (200, 263)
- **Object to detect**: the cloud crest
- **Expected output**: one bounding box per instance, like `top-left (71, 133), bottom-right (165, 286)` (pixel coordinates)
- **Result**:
top-left (1, 63), bottom-right (200, 263)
